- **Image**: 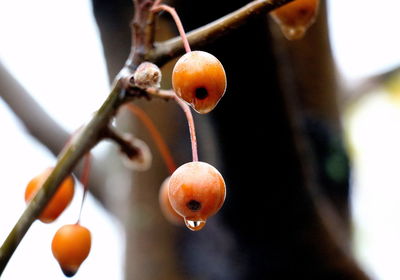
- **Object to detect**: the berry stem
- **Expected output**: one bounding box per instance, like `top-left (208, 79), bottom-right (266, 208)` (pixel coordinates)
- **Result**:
top-left (145, 87), bottom-right (176, 99)
top-left (151, 2), bottom-right (191, 53)
top-left (152, 0), bottom-right (162, 7)
top-left (174, 96), bottom-right (198, 162)
top-left (105, 128), bottom-right (141, 158)
top-left (125, 103), bottom-right (177, 174)
top-left (77, 153), bottom-right (91, 224)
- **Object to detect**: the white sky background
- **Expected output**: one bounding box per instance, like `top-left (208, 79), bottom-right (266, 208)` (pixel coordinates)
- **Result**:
top-left (0, 0), bottom-right (399, 279)
top-left (328, 0), bottom-right (400, 83)
top-left (329, 1), bottom-right (400, 279)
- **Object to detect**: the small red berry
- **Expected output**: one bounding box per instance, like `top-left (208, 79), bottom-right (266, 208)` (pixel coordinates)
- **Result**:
top-left (159, 176), bottom-right (183, 225)
top-left (24, 167), bottom-right (75, 223)
top-left (172, 51), bottom-right (227, 114)
top-left (271, 0), bottom-right (320, 40)
top-left (168, 161), bottom-right (226, 231)
top-left (51, 224), bottom-right (92, 277)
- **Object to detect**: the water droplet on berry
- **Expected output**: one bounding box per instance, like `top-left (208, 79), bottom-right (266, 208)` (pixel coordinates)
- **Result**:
top-left (281, 26), bottom-right (306, 40)
top-left (184, 218), bottom-right (206, 231)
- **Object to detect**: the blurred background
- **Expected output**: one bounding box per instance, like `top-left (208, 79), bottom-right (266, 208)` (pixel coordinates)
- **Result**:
top-left (0, 0), bottom-right (399, 279)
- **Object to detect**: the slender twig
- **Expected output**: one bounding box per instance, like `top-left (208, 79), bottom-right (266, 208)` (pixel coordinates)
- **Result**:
top-left (148, 0), bottom-right (294, 65)
top-left (126, 0), bottom-right (157, 69)
top-left (123, 83), bottom-right (176, 101)
top-left (104, 126), bottom-right (141, 159)
top-left (145, 87), bottom-right (176, 99)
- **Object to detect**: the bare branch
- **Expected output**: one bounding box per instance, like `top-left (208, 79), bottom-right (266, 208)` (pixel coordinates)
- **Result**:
top-left (148, 0), bottom-right (294, 65)
top-left (104, 126), bottom-right (141, 159)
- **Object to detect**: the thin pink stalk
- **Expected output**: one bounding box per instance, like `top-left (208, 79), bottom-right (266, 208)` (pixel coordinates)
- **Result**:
top-left (125, 103), bottom-right (177, 174)
top-left (152, 0), bottom-right (162, 6)
top-left (174, 96), bottom-right (198, 162)
top-left (151, 2), bottom-right (191, 53)
top-left (151, 1), bottom-right (198, 161)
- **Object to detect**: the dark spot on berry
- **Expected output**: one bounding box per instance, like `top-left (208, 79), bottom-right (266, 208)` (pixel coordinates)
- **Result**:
top-left (62, 268), bottom-right (77, 277)
top-left (186, 200), bottom-right (201, 211)
top-left (195, 87), bottom-right (208, 100)
top-left (298, 8), bottom-right (310, 17)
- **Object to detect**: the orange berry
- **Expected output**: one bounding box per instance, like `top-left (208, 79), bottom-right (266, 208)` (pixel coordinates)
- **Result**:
top-left (271, 0), bottom-right (320, 40)
top-left (51, 224), bottom-right (91, 277)
top-left (168, 161), bottom-right (226, 231)
top-left (158, 176), bottom-right (183, 225)
top-left (172, 51), bottom-right (227, 114)
top-left (25, 167), bottom-right (75, 223)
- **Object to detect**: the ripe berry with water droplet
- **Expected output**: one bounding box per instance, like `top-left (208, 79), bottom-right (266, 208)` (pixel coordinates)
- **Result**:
top-left (172, 51), bottom-right (227, 114)
top-left (168, 161), bottom-right (226, 231)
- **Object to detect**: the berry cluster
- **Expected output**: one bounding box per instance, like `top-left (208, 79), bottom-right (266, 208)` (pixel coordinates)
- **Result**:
top-left (21, 0), bottom-right (230, 277)
top-left (148, 1), bottom-right (228, 231)
top-left (141, 47), bottom-right (228, 231)
top-left (12, 0), bottom-right (324, 277)
top-left (24, 164), bottom-right (91, 277)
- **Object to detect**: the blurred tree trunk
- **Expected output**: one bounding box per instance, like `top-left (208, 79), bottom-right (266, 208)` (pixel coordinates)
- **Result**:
top-left (92, 0), bottom-right (369, 279)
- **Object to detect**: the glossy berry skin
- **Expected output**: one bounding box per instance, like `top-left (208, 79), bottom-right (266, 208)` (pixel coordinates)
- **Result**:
top-left (52, 224), bottom-right (91, 277)
top-left (159, 176), bottom-right (183, 225)
top-left (271, 0), bottom-right (320, 40)
top-left (168, 161), bottom-right (226, 230)
top-left (172, 51), bottom-right (227, 114)
top-left (25, 168), bottom-right (75, 223)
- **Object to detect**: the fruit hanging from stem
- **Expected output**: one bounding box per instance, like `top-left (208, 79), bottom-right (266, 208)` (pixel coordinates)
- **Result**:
top-left (168, 161), bottom-right (226, 231)
top-left (172, 51), bottom-right (227, 114)
top-left (51, 224), bottom-right (91, 277)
